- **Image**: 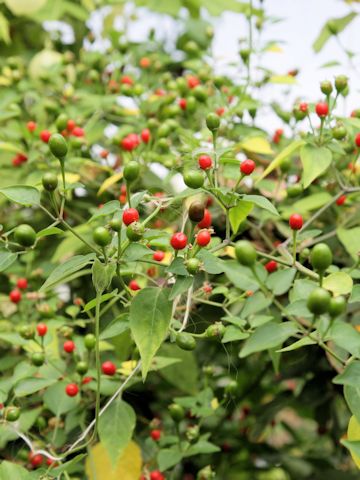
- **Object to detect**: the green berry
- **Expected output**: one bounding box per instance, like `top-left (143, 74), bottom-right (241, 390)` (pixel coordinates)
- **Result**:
top-left (307, 287), bottom-right (331, 315)
top-left (310, 243), bottom-right (333, 272)
top-left (49, 133), bottom-right (68, 158)
top-left (176, 332), bottom-right (196, 351)
top-left (235, 240), bottom-right (257, 266)
top-left (93, 227), bottom-right (111, 247)
top-left (14, 224), bottom-right (36, 247)
top-left (206, 112), bottom-right (220, 131)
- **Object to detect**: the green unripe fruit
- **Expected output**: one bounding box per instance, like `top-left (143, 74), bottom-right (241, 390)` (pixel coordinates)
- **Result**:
top-left (84, 333), bottom-right (96, 350)
top-left (4, 406), bottom-right (20, 422)
top-left (320, 80), bottom-right (333, 95)
top-left (188, 201), bottom-right (205, 223)
top-left (197, 465), bottom-right (215, 480)
top-left (169, 403), bottom-right (185, 422)
top-left (147, 118), bottom-right (158, 130)
top-left (31, 352), bottom-right (45, 367)
top-left (35, 416), bottom-right (47, 429)
top-left (280, 157), bottom-right (292, 173)
top-left (235, 240), bottom-right (257, 266)
top-left (187, 96), bottom-right (197, 113)
top-left (205, 322), bottom-right (226, 338)
top-left (193, 86), bottom-right (207, 103)
top-left (110, 218), bottom-right (122, 232)
top-left (123, 161), bottom-right (140, 182)
top-left (157, 123), bottom-right (171, 138)
top-left (76, 361), bottom-right (89, 375)
top-left (299, 247), bottom-right (310, 261)
top-left (332, 124), bottom-right (347, 140)
top-left (240, 49), bottom-right (250, 63)
top-left (286, 184), bottom-right (303, 198)
top-left (206, 112), bottom-right (220, 131)
top-left (310, 243), bottom-right (333, 272)
top-left (14, 224), bottom-right (36, 247)
top-left (183, 170), bottom-right (205, 189)
top-left (126, 222), bottom-right (144, 241)
top-left (293, 106), bottom-right (307, 121)
top-left (225, 380), bottom-right (238, 396)
top-left (186, 258), bottom-right (201, 275)
top-left (335, 75), bottom-right (348, 93)
top-left (133, 84), bottom-right (144, 96)
top-left (328, 296), bottom-right (346, 318)
top-left (157, 138), bottom-right (170, 153)
top-left (93, 226), bottom-right (111, 247)
top-left (307, 287), bottom-right (331, 315)
top-left (19, 325), bottom-right (35, 339)
top-left (42, 172), bottom-right (58, 191)
top-left (49, 133), bottom-right (68, 158)
top-left (56, 113), bottom-right (68, 131)
top-left (176, 332), bottom-right (196, 350)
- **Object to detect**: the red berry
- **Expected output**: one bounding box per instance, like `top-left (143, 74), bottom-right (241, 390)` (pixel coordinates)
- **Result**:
top-left (36, 323), bottom-right (47, 337)
top-left (129, 280), bottom-right (141, 291)
top-left (40, 130), bottom-right (51, 143)
top-left (65, 383), bottom-right (79, 397)
top-left (140, 57), bottom-right (151, 69)
top-left (170, 232), bottom-right (188, 250)
top-left (100, 149), bottom-right (109, 158)
top-left (67, 119), bottom-right (76, 131)
top-left (150, 429), bottom-right (162, 441)
top-left (240, 159), bottom-right (256, 175)
top-left (265, 260), bottom-right (278, 273)
top-left (198, 155), bottom-right (212, 170)
top-left (27, 121), bottom-right (36, 132)
top-left (178, 98), bottom-right (187, 110)
top-left (17, 278), bottom-right (28, 289)
top-left (29, 453), bottom-right (43, 468)
top-left (72, 126), bottom-right (84, 137)
top-left (82, 376), bottom-right (93, 385)
top-left (63, 340), bottom-right (76, 353)
top-left (153, 250), bottom-right (165, 262)
top-left (355, 133), bottom-right (360, 147)
top-left (216, 107), bottom-right (225, 116)
top-left (203, 283), bottom-right (212, 294)
top-left (9, 289), bottom-right (21, 304)
top-left (299, 102), bottom-right (308, 113)
top-left (121, 134), bottom-right (140, 151)
top-left (12, 156), bottom-right (22, 167)
top-left (122, 208), bottom-right (139, 226)
top-left (141, 128), bottom-right (151, 144)
top-left (196, 229), bottom-right (211, 247)
top-left (336, 194), bottom-right (346, 206)
top-left (315, 102), bottom-right (329, 117)
top-left (150, 471), bottom-right (165, 480)
top-left (187, 76), bottom-right (200, 89)
top-left (121, 76), bottom-right (133, 85)
top-left (197, 209), bottom-right (212, 229)
top-left (102, 361), bottom-right (116, 376)
top-left (289, 213), bottom-right (303, 230)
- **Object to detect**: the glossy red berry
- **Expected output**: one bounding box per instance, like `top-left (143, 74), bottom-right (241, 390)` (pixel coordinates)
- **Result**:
top-left (141, 128), bottom-right (151, 143)
top-left (336, 194), bottom-right (346, 206)
top-left (129, 280), bottom-right (141, 291)
top-left (150, 429), bottom-right (162, 441)
top-left (265, 260), bottom-right (278, 273)
top-left (315, 102), bottom-right (329, 117)
top-left (150, 471), bottom-right (165, 480)
top-left (187, 75), bottom-right (200, 89)
top-left (27, 121), bottom-right (36, 132)
top-left (153, 250), bottom-right (165, 262)
top-left (178, 98), bottom-right (187, 110)
top-left (16, 278), bottom-right (28, 289)
top-left (121, 75), bottom-right (133, 85)
top-left (67, 119), bottom-right (76, 132)
top-left (63, 340), bottom-right (76, 353)
top-left (9, 289), bottom-right (21, 303)
top-left (65, 383), bottom-right (79, 397)
top-left (36, 323), bottom-right (47, 337)
top-left (289, 213), bottom-right (303, 230)
top-left (240, 159), bottom-right (256, 175)
top-left (29, 452), bottom-right (43, 468)
top-left (198, 155), bottom-right (212, 170)
top-left (170, 232), bottom-right (188, 250)
top-left (102, 361), bottom-right (116, 376)
top-left (122, 208), bottom-right (139, 226)
top-left (100, 149), bottom-right (109, 158)
top-left (299, 102), bottom-right (308, 113)
top-left (197, 209), bottom-right (212, 229)
top-left (196, 230), bottom-right (211, 247)
top-left (216, 106), bottom-right (225, 116)
top-left (72, 126), bottom-right (84, 137)
top-left (355, 133), bottom-right (360, 147)
top-left (140, 57), bottom-right (151, 68)
top-left (82, 376), bottom-right (93, 384)
top-left (121, 134), bottom-right (140, 151)
top-left (40, 130), bottom-right (51, 143)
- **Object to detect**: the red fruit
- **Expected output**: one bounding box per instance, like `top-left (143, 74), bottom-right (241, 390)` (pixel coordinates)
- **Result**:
top-left (153, 250), bottom-right (165, 262)
top-left (265, 260), bottom-right (278, 273)
top-left (121, 184), bottom-right (127, 195)
top-left (100, 149), bottom-right (109, 158)
top-left (355, 133), bottom-right (360, 147)
top-left (121, 134), bottom-right (140, 151)
top-left (289, 213), bottom-right (303, 230)
top-left (36, 323), bottom-right (47, 337)
top-left (82, 376), bottom-right (93, 385)
top-left (299, 102), bottom-right (308, 113)
top-left (140, 57), bottom-right (151, 68)
top-left (216, 107), bottom-right (225, 116)
top-left (147, 267), bottom-right (156, 277)
top-left (129, 280), bottom-right (141, 291)
top-left (27, 121), bottom-right (36, 132)
top-left (155, 88), bottom-right (166, 96)
top-left (102, 361), bottom-right (116, 376)
top-left (67, 119), bottom-right (76, 132)
top-left (198, 155), bottom-right (212, 170)
top-left (63, 340), bottom-right (76, 353)
top-left (336, 194), bottom-right (346, 206)
top-left (197, 209), bottom-right (212, 229)
top-left (119, 194), bottom-right (127, 204)
top-left (122, 208), bottom-right (139, 226)
top-left (12, 156), bottom-right (22, 167)
top-left (40, 130), bottom-right (51, 143)
top-left (29, 453), bottom-right (43, 468)
top-left (141, 128), bottom-right (151, 143)
top-left (17, 278), bottom-right (28, 289)
top-left (187, 75), bottom-right (200, 89)
top-left (72, 126), bottom-right (84, 137)
top-left (196, 229), bottom-right (211, 247)
top-left (203, 283), bottom-right (212, 294)
top-left (65, 383), bottom-right (79, 397)
top-left (178, 98), bottom-right (187, 110)
top-left (315, 102), bottom-right (329, 117)
top-left (240, 159), bottom-right (256, 175)
top-left (150, 471), bottom-right (165, 480)
top-left (170, 232), bottom-right (188, 250)
top-left (150, 429), bottom-right (162, 441)
top-left (46, 458), bottom-right (55, 466)
top-left (9, 289), bottom-right (21, 303)
top-left (18, 153), bottom-right (28, 163)
top-left (121, 76), bottom-right (133, 85)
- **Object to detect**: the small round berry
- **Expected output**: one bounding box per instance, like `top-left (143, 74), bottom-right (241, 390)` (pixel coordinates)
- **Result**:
top-left (299, 102), bottom-right (308, 113)
top-left (36, 323), bottom-right (47, 337)
top-left (141, 128), bottom-right (151, 143)
top-left (153, 250), bottom-right (165, 262)
top-left (102, 361), bottom-right (116, 376)
top-left (82, 376), bottom-right (93, 385)
top-left (170, 232), bottom-right (188, 250)
top-left (14, 224), bottom-right (36, 247)
top-left (355, 132), bottom-right (360, 147)
top-left (129, 280), bottom-right (141, 291)
top-left (72, 126), bottom-right (84, 137)
top-left (42, 172), bottom-right (58, 191)
top-left (139, 57), bottom-right (151, 68)
top-left (93, 226), bottom-right (112, 247)
top-left (196, 230), bottom-right (211, 247)
top-left (16, 278), bottom-right (28, 290)
top-left (27, 121), bottom-right (36, 132)
top-left (197, 209), bottom-right (212, 229)
top-left (63, 340), bottom-right (76, 353)
top-left (100, 149), bottom-right (109, 158)
top-left (9, 289), bottom-right (21, 304)
top-left (122, 208), bottom-right (139, 226)
top-left (178, 98), bottom-right (187, 110)
top-left (84, 333), bottom-right (96, 350)
top-left (120, 76), bottom-right (133, 85)
top-left (289, 213), bottom-right (303, 230)
top-left (336, 194), bottom-right (346, 206)
top-left (67, 119), bottom-right (76, 131)
top-left (265, 260), bottom-right (278, 273)
top-left (65, 383), bottom-right (79, 397)
top-left (49, 133), bottom-right (68, 158)
top-left (206, 112), bottom-right (220, 131)
top-left (123, 161), bottom-right (140, 182)
top-left (40, 130), bottom-right (51, 143)
top-left (187, 75), bottom-right (200, 89)
top-left (315, 102), bottom-right (329, 118)
top-left (150, 429), bottom-right (162, 441)
top-left (198, 155), bottom-right (212, 170)
top-left (150, 471), bottom-right (165, 480)
top-left (240, 159), bottom-right (256, 175)
top-left (29, 453), bottom-right (43, 468)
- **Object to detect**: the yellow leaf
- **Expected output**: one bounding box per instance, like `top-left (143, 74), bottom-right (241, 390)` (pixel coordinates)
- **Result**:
top-left (269, 75), bottom-right (297, 84)
top-left (5, 0), bottom-right (47, 15)
top-left (211, 398), bottom-right (219, 410)
top-left (347, 416), bottom-right (360, 468)
top-left (119, 360), bottom-right (138, 376)
top-left (266, 44), bottom-right (283, 53)
top-left (238, 136), bottom-right (273, 155)
top-left (86, 441), bottom-right (142, 480)
top-left (97, 172), bottom-right (123, 196)
top-left (123, 108), bottom-right (139, 116)
top-left (220, 246), bottom-right (235, 258)
top-left (61, 173), bottom-right (80, 184)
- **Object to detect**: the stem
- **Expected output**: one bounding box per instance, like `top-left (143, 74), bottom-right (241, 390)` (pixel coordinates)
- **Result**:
top-left (94, 292), bottom-right (101, 439)
top-left (62, 220), bottom-right (102, 256)
top-left (225, 209), bottom-right (231, 241)
top-left (292, 230), bottom-right (297, 265)
top-left (59, 159), bottom-right (66, 190)
top-left (126, 182), bottom-right (132, 208)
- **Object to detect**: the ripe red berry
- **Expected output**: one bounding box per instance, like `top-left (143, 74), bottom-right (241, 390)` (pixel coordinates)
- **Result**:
top-left (140, 57), bottom-right (151, 69)
top-left (121, 134), bottom-right (140, 151)
top-left (187, 75), bottom-right (200, 89)
top-left (36, 323), bottom-right (47, 337)
top-left (17, 278), bottom-right (28, 289)
top-left (299, 102), bottom-right (308, 113)
top-left (197, 209), bottom-right (212, 229)
top-left (265, 260), bottom-right (278, 273)
top-left (240, 159), bottom-right (256, 175)
top-left (120, 76), bottom-right (133, 85)
top-left (129, 280), bottom-right (141, 291)
top-left (141, 128), bottom-right (151, 143)
top-left (72, 126), bottom-right (84, 137)
top-left (153, 250), bottom-right (165, 262)
top-left (9, 289), bottom-right (21, 303)
top-left (198, 155), bottom-right (212, 170)
top-left (216, 106), bottom-right (225, 116)
top-left (100, 149), bottom-right (109, 158)
top-left (65, 383), bottom-right (79, 397)
top-left (150, 429), bottom-right (162, 441)
top-left (289, 213), bottom-right (303, 230)
top-left (170, 232), bottom-right (188, 250)
top-left (63, 340), bottom-right (76, 353)
top-left (196, 229), bottom-right (211, 247)
top-left (150, 471), bottom-right (165, 480)
top-left (203, 283), bottom-right (213, 294)
top-left (178, 98), bottom-right (187, 110)
top-left (40, 130), bottom-right (51, 143)
top-left (29, 452), bottom-right (43, 468)
top-left (355, 133), bottom-right (360, 147)
top-left (315, 102), bottom-right (329, 117)
top-left (67, 119), bottom-right (76, 132)
top-left (82, 376), bottom-right (93, 385)
top-left (102, 361), bottom-right (116, 376)
top-left (336, 194), bottom-right (346, 206)
top-left (122, 208), bottom-right (139, 226)
top-left (27, 121), bottom-right (36, 132)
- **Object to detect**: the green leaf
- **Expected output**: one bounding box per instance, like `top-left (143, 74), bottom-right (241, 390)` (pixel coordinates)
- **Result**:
top-left (276, 336), bottom-right (316, 353)
top-left (350, 285), bottom-right (360, 303)
top-left (333, 361), bottom-right (360, 387)
top-left (345, 385), bottom-right (360, 423)
top-left (100, 315), bottom-right (129, 340)
top-left (169, 276), bottom-right (193, 300)
top-left (0, 12), bottom-right (10, 44)
top-left (0, 461), bottom-right (32, 479)
top-left (130, 288), bottom-right (172, 379)
top-left (341, 439), bottom-right (360, 458)
top-left (240, 321), bottom-right (298, 358)
top-left (36, 226), bottom-right (63, 238)
top-left (313, 13), bottom-right (357, 52)
top-left (269, 75), bottom-right (296, 84)
top-left (122, 243), bottom-right (152, 262)
top-left (0, 185), bottom-right (40, 206)
top-left (0, 250), bottom-right (18, 272)
top-left (222, 326), bottom-right (249, 343)
top-left (92, 258), bottom-right (116, 294)
top-left (88, 200), bottom-right (121, 222)
top-left (337, 227), bottom-right (360, 260)
top-left (323, 271), bottom-right (353, 296)
top-left (159, 343), bottom-right (199, 394)
top-left (292, 192), bottom-right (332, 212)
top-left (300, 144), bottom-right (332, 188)
top-left (197, 249), bottom-right (225, 274)
top-left (257, 139), bottom-right (305, 182)
top-left (312, 23), bottom-right (332, 53)
top-left (229, 200), bottom-right (253, 233)
top-left (43, 381), bottom-right (79, 415)
top-left (14, 377), bottom-right (57, 397)
top-left (242, 292), bottom-right (272, 317)
top-left (83, 291), bottom-right (117, 312)
top-left (98, 399), bottom-right (136, 466)
top-left (157, 446), bottom-right (183, 471)
top-left (330, 320), bottom-right (360, 357)
top-left (266, 268), bottom-right (296, 296)
top-left (242, 194), bottom-right (279, 216)
top-left (40, 253), bottom-right (95, 292)
top-left (184, 439), bottom-right (220, 457)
